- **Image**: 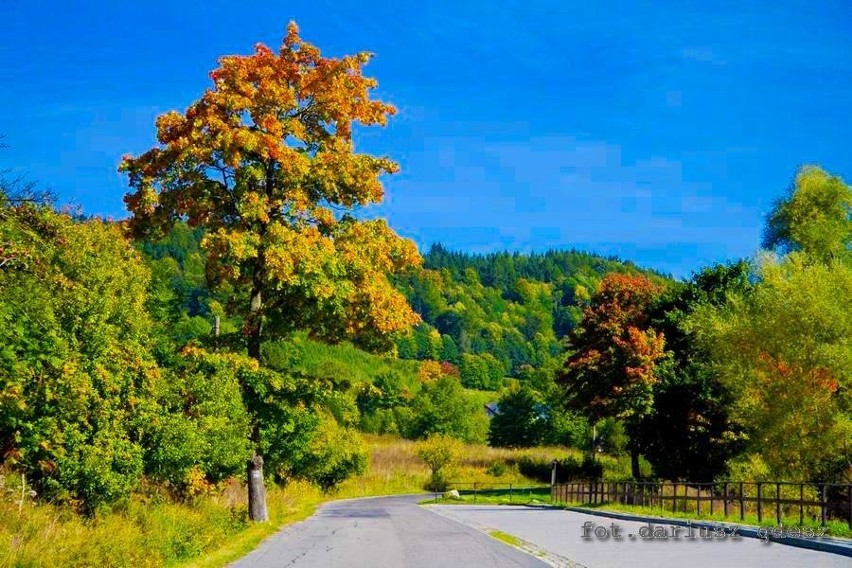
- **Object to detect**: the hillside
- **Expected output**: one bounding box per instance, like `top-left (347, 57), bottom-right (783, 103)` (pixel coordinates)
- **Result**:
top-left (393, 243), bottom-right (672, 387)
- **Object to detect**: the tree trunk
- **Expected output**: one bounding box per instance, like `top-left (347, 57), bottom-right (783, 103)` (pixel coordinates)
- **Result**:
top-left (247, 452), bottom-right (268, 522)
top-left (246, 283), bottom-right (263, 360)
top-left (245, 258), bottom-right (267, 521)
top-left (630, 442), bottom-right (641, 480)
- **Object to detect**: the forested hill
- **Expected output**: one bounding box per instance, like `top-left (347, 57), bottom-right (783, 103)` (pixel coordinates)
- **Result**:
top-left (392, 244), bottom-right (671, 388)
top-left (134, 224), bottom-right (671, 387)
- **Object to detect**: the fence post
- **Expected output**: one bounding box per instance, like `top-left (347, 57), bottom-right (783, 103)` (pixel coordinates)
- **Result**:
top-left (848, 483), bottom-right (852, 529)
top-left (509, 483), bottom-right (513, 503)
top-left (776, 483), bottom-right (782, 526)
top-left (723, 482), bottom-right (729, 517)
top-left (739, 482), bottom-right (745, 521)
top-left (820, 484), bottom-right (827, 526)
top-left (474, 482), bottom-right (478, 502)
top-left (696, 484), bottom-right (701, 516)
top-left (710, 483), bottom-right (714, 516)
top-left (673, 483), bottom-right (678, 513)
top-left (757, 482), bottom-right (763, 524)
top-left (799, 484), bottom-right (804, 526)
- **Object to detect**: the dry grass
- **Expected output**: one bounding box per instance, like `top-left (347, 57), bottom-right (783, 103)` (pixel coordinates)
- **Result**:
top-left (0, 435), bottom-right (577, 567)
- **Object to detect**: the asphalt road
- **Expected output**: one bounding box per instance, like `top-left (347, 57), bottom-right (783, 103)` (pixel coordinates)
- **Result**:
top-left (232, 495), bottom-right (850, 568)
top-left (230, 494), bottom-right (547, 568)
top-left (430, 504), bottom-right (850, 568)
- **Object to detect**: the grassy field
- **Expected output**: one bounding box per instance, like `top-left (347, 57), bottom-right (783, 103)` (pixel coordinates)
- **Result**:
top-left (0, 435), bottom-right (576, 567)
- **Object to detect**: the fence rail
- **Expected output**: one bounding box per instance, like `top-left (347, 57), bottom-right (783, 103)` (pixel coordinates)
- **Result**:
top-left (551, 480), bottom-right (852, 528)
top-left (434, 482), bottom-right (549, 503)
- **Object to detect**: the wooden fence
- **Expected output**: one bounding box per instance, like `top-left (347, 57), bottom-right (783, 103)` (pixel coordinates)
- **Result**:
top-left (551, 480), bottom-right (852, 528)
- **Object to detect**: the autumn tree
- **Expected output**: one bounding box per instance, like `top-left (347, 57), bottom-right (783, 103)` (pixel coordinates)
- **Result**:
top-left (557, 273), bottom-right (666, 478)
top-left (120, 22), bottom-right (421, 520)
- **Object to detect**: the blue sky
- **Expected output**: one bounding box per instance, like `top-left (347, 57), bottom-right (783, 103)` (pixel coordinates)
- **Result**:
top-left (2, 1), bottom-right (850, 277)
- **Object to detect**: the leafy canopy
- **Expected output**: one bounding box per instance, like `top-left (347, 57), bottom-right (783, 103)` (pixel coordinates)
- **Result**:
top-left (763, 166), bottom-right (851, 263)
top-left (121, 22), bottom-right (421, 353)
top-left (559, 273), bottom-right (667, 423)
top-left (686, 254), bottom-right (851, 480)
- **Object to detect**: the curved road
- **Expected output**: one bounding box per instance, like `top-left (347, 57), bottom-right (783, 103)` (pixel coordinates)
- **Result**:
top-left (231, 494), bottom-right (546, 568)
top-left (232, 495), bottom-right (849, 567)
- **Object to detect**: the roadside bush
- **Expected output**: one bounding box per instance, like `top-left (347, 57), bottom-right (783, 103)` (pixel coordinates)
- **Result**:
top-left (516, 456), bottom-right (552, 482)
top-left (288, 414), bottom-right (367, 491)
top-left (416, 434), bottom-right (461, 491)
top-left (0, 205), bottom-right (158, 512)
top-left (143, 348), bottom-right (252, 494)
top-left (486, 461), bottom-right (509, 477)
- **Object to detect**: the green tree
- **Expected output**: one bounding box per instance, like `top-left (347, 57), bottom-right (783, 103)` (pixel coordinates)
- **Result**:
top-left (440, 334), bottom-right (460, 364)
top-left (687, 254), bottom-right (851, 481)
top-left (407, 376), bottom-right (488, 443)
top-left (487, 385), bottom-right (547, 448)
top-left (638, 262), bottom-right (750, 481)
top-left (763, 166), bottom-right (851, 263)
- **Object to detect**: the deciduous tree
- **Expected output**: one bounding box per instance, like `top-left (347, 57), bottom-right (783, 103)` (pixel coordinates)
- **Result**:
top-left (763, 166), bottom-right (851, 263)
top-left (558, 273), bottom-right (666, 478)
top-left (120, 22), bottom-right (421, 520)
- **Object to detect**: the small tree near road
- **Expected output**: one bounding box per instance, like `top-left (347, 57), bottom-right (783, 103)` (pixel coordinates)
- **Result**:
top-left (416, 434), bottom-right (461, 492)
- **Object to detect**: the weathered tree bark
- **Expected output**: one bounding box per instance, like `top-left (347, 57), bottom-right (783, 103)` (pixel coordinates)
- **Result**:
top-left (247, 452), bottom-right (268, 522)
top-left (245, 257), bottom-right (268, 521)
top-left (246, 283), bottom-right (263, 360)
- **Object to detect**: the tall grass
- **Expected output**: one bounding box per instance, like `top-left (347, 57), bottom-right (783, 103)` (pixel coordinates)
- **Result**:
top-left (0, 435), bottom-right (582, 567)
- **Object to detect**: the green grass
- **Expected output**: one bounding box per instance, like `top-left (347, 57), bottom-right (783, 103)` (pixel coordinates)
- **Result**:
top-left (264, 335), bottom-right (500, 404)
top-left (424, 486), bottom-right (552, 506)
top-left (487, 529), bottom-right (524, 548)
top-left (264, 334), bottom-right (423, 390)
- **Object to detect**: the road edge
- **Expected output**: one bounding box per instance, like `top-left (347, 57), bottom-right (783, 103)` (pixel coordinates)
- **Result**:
top-left (423, 504), bottom-right (585, 568)
top-left (560, 506), bottom-right (852, 558)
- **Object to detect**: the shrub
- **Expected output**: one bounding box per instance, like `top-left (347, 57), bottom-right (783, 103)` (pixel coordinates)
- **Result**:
top-left (0, 207), bottom-right (158, 512)
top-left (406, 376), bottom-right (488, 443)
top-left (486, 461), bottom-right (509, 477)
top-left (287, 414), bottom-right (367, 491)
top-left (143, 348), bottom-right (252, 494)
top-left (516, 455), bottom-right (553, 483)
top-left (416, 434), bottom-right (461, 490)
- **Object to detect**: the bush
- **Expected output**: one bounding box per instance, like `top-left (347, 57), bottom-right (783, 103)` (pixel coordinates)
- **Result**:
top-left (406, 376), bottom-right (488, 443)
top-left (516, 456), bottom-right (553, 483)
top-left (416, 435), bottom-right (461, 492)
top-left (287, 414), bottom-right (367, 491)
top-left (143, 348), bottom-right (252, 493)
top-left (486, 461), bottom-right (509, 477)
top-left (0, 207), bottom-right (158, 512)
